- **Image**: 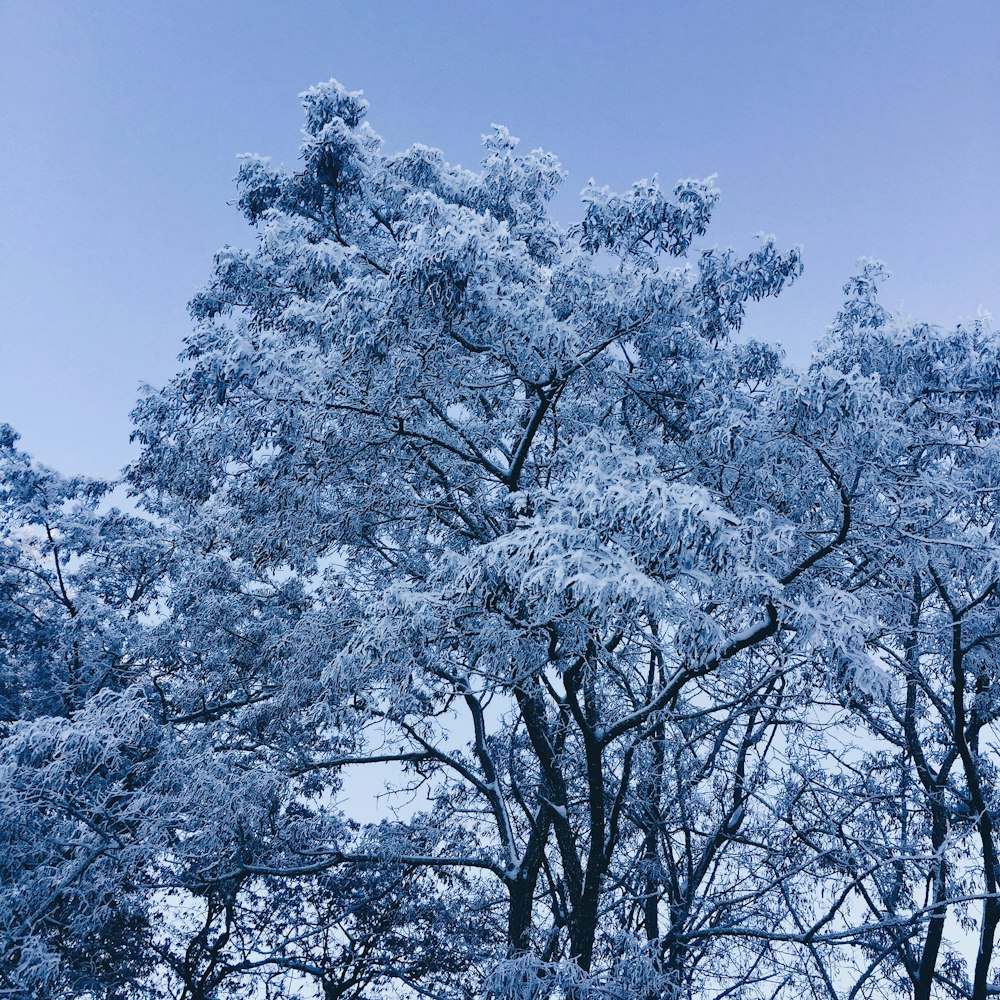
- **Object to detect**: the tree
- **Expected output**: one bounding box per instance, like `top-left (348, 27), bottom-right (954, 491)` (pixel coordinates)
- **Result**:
top-left (0, 427), bottom-right (171, 996)
top-left (127, 77), bottom-right (813, 994)
top-left (770, 272), bottom-right (1000, 1000)
top-left (2, 80), bottom-right (998, 999)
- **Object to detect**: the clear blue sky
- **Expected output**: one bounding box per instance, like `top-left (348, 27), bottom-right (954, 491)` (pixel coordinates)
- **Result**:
top-left (1, 1), bottom-right (997, 478)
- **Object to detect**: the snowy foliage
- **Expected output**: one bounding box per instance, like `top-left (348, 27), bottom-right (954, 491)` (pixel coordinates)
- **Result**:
top-left (2, 81), bottom-right (999, 999)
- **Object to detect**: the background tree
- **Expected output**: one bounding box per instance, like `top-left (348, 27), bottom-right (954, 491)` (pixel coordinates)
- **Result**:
top-left (772, 275), bottom-right (1000, 1000)
top-left (0, 427), bottom-right (171, 996)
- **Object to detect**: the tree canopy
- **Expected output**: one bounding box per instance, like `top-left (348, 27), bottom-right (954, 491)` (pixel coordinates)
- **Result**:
top-left (1, 80), bottom-right (998, 1000)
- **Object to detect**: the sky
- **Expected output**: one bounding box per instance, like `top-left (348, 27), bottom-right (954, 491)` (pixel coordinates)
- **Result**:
top-left (1, 1), bottom-right (997, 479)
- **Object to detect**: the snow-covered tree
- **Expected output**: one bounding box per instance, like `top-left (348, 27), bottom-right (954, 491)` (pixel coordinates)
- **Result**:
top-left (125, 77), bottom-right (812, 995)
top-left (770, 270), bottom-right (1000, 1000)
top-left (0, 427), bottom-right (172, 996)
top-left (2, 82), bottom-right (998, 1000)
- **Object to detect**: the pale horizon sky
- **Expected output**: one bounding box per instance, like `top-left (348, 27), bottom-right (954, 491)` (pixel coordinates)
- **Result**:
top-left (1, 1), bottom-right (997, 478)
